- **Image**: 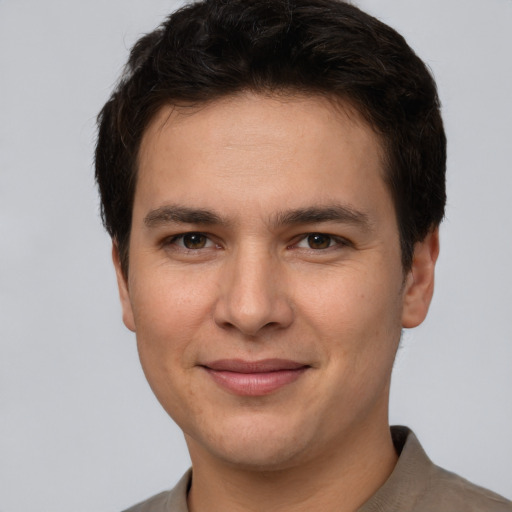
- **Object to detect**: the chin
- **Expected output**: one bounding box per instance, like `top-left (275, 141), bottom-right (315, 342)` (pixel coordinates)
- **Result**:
top-left (185, 414), bottom-right (316, 471)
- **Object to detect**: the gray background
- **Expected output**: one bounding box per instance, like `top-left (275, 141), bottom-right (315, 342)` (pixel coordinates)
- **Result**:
top-left (1, 0), bottom-right (511, 510)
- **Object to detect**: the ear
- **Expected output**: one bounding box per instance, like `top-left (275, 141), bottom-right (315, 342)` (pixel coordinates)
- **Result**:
top-left (401, 229), bottom-right (440, 328)
top-left (112, 242), bottom-right (136, 332)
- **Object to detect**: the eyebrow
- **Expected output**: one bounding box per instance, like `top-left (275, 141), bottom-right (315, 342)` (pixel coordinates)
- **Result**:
top-left (144, 205), bottom-right (226, 227)
top-left (272, 204), bottom-right (373, 231)
top-left (144, 203), bottom-right (372, 231)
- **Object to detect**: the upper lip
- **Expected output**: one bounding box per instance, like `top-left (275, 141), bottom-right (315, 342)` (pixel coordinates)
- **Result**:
top-left (202, 358), bottom-right (309, 373)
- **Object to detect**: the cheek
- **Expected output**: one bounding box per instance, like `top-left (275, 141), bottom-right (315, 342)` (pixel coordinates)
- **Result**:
top-left (130, 268), bottom-right (215, 367)
top-left (301, 262), bottom-right (400, 317)
top-left (129, 272), bottom-right (214, 424)
top-left (296, 263), bottom-right (403, 359)
top-left (301, 269), bottom-right (402, 414)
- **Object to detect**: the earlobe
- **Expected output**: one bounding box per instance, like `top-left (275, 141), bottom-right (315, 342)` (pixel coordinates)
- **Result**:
top-left (112, 243), bottom-right (136, 332)
top-left (401, 229), bottom-right (440, 328)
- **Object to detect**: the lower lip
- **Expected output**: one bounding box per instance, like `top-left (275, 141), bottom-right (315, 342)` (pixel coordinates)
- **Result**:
top-left (204, 368), bottom-right (308, 396)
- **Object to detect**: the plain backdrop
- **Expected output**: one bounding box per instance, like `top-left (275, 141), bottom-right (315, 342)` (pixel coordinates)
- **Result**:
top-left (1, 0), bottom-right (511, 510)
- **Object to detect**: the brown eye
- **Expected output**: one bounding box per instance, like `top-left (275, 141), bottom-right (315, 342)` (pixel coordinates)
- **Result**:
top-left (182, 233), bottom-right (208, 249)
top-left (307, 233), bottom-right (332, 249)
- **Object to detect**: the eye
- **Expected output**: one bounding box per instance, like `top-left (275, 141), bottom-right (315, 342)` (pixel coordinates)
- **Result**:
top-left (294, 233), bottom-right (348, 250)
top-left (168, 232), bottom-right (216, 250)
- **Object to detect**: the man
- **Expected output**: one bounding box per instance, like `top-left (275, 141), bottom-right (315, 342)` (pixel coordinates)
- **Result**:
top-left (95, 1), bottom-right (512, 510)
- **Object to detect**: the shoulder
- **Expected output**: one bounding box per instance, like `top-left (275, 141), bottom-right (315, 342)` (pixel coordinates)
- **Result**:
top-left (121, 470), bottom-right (191, 512)
top-left (122, 490), bottom-right (174, 512)
top-left (361, 427), bottom-right (512, 512)
top-left (420, 464), bottom-right (512, 512)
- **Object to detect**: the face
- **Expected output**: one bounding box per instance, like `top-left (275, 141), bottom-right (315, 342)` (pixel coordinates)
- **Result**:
top-left (115, 93), bottom-right (437, 471)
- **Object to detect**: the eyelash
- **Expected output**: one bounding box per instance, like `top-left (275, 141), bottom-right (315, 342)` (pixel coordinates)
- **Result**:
top-left (291, 233), bottom-right (352, 251)
top-left (163, 232), bottom-right (351, 252)
top-left (164, 232), bottom-right (218, 251)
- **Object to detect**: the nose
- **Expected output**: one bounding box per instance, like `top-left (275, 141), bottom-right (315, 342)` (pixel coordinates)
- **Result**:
top-left (213, 246), bottom-right (294, 337)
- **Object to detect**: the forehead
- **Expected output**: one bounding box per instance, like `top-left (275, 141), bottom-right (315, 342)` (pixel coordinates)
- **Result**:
top-left (140, 92), bottom-right (382, 163)
top-left (135, 92), bottom-right (390, 222)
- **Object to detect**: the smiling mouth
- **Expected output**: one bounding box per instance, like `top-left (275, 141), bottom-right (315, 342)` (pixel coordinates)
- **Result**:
top-left (201, 359), bottom-right (310, 396)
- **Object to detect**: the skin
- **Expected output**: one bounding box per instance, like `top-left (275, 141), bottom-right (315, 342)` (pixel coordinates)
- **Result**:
top-left (114, 92), bottom-right (439, 512)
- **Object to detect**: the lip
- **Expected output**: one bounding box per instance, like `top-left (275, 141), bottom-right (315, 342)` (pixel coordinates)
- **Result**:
top-left (201, 358), bottom-right (310, 396)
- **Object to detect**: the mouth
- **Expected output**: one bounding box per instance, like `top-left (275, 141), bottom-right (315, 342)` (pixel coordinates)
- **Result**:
top-left (200, 359), bottom-right (310, 396)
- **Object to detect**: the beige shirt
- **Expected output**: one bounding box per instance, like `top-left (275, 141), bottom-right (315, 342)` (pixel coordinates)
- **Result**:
top-left (123, 426), bottom-right (512, 512)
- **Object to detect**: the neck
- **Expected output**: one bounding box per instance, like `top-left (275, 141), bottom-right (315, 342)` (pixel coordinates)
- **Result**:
top-left (186, 422), bottom-right (397, 512)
